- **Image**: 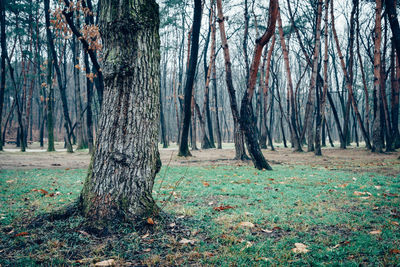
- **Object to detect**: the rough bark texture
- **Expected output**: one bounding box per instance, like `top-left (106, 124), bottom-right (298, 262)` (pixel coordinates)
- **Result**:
top-left (80, 0), bottom-right (161, 224)
top-left (385, 0), bottom-right (400, 65)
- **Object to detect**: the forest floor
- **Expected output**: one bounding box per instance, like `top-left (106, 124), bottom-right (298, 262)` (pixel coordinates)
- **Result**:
top-left (0, 144), bottom-right (400, 266)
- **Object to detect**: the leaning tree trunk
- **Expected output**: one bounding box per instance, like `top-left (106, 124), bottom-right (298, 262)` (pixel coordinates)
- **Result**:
top-left (80, 0), bottom-right (162, 225)
top-left (240, 0), bottom-right (277, 170)
top-left (216, 0), bottom-right (248, 160)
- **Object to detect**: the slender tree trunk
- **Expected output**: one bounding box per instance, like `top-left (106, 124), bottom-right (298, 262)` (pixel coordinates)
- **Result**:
top-left (178, 0), bottom-right (202, 157)
top-left (315, 0), bottom-right (329, 156)
top-left (385, 0), bottom-right (400, 65)
top-left (0, 0), bottom-right (5, 151)
top-left (216, 0), bottom-right (248, 160)
top-left (372, 0), bottom-right (384, 152)
top-left (212, 1), bottom-right (222, 149)
top-left (392, 48), bottom-right (400, 148)
top-left (331, 0), bottom-right (371, 149)
top-left (302, 0), bottom-right (323, 153)
top-left (81, 0), bottom-right (161, 225)
top-left (277, 7), bottom-right (302, 152)
top-left (84, 52), bottom-right (94, 154)
top-left (44, 0), bottom-right (73, 152)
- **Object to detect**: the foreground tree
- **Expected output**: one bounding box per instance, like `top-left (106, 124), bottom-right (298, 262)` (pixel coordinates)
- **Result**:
top-left (80, 0), bottom-right (161, 224)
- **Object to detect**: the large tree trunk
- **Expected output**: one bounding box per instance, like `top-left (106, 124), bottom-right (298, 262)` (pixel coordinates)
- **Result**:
top-left (81, 0), bottom-right (161, 224)
top-left (372, 0), bottom-right (384, 152)
top-left (178, 0), bottom-right (202, 157)
top-left (216, 0), bottom-right (248, 160)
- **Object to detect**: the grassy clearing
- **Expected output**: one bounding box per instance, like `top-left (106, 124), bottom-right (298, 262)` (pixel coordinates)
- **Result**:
top-left (0, 165), bottom-right (399, 266)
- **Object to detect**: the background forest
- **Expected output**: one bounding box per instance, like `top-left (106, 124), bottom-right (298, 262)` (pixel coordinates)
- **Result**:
top-left (1, 0), bottom-right (399, 155)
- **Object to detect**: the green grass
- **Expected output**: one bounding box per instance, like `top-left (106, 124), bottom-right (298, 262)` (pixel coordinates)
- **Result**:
top-left (1, 165), bottom-right (399, 266)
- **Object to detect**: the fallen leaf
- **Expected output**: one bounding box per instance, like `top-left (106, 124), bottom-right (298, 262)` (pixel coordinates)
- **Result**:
top-left (141, 233), bottom-right (149, 239)
top-left (6, 180), bottom-right (14, 183)
top-left (292, 243), bottom-right (309, 253)
top-left (202, 182), bottom-right (210, 187)
top-left (337, 183), bottom-right (348, 188)
top-left (179, 238), bottom-right (196, 245)
top-left (240, 241), bottom-right (253, 251)
top-left (39, 189), bottom-right (48, 195)
top-left (353, 191), bottom-right (366, 196)
top-left (369, 230), bottom-right (382, 235)
top-left (238, 221), bottom-right (255, 228)
top-left (261, 229), bottom-right (273, 233)
top-left (15, 232), bottom-right (29, 237)
top-left (374, 185), bottom-right (382, 190)
top-left (255, 257), bottom-right (271, 262)
top-left (389, 221), bottom-right (399, 226)
top-left (94, 259), bottom-right (116, 266)
top-left (213, 205), bottom-right (235, 211)
top-left (143, 248), bottom-right (151, 252)
top-left (147, 218), bottom-right (154, 225)
top-left (390, 249), bottom-right (400, 254)
top-left (169, 222), bottom-right (176, 227)
top-left (78, 230), bottom-right (90, 237)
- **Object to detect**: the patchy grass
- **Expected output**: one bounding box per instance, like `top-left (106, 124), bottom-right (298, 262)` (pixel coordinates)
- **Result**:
top-left (0, 165), bottom-right (399, 266)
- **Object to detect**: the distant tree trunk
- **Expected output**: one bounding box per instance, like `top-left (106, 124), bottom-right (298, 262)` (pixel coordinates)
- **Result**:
top-left (6, 57), bottom-right (25, 152)
top-left (212, 0), bottom-right (222, 149)
top-left (385, 0), bottom-right (400, 65)
top-left (315, 0), bottom-right (329, 156)
top-left (216, 0), bottom-right (248, 160)
top-left (372, 0), bottom-right (384, 152)
top-left (391, 46), bottom-right (400, 148)
top-left (160, 54), bottom-right (168, 148)
top-left (356, 1), bottom-right (370, 139)
top-left (0, 0), bottom-right (5, 151)
top-left (84, 52), bottom-right (94, 154)
top-left (44, 0), bottom-right (73, 152)
top-left (331, 0), bottom-right (371, 149)
top-left (277, 7), bottom-right (302, 152)
top-left (178, 0), bottom-right (202, 157)
top-left (72, 15), bottom-right (86, 150)
top-left (302, 0), bottom-right (322, 153)
top-left (81, 0), bottom-right (161, 225)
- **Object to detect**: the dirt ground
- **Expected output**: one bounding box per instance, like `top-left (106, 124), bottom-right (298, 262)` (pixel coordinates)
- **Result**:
top-left (0, 142), bottom-right (399, 176)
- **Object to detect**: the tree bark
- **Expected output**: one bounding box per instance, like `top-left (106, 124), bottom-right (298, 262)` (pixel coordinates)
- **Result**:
top-left (0, 0), bottom-right (5, 151)
top-left (331, 0), bottom-right (371, 149)
top-left (81, 0), bottom-right (161, 224)
top-left (277, 7), bottom-right (302, 152)
top-left (216, 0), bottom-right (248, 160)
top-left (178, 0), bottom-right (202, 157)
top-left (372, 0), bottom-right (384, 152)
